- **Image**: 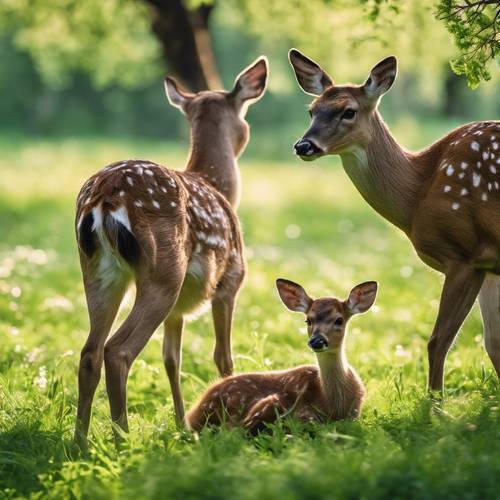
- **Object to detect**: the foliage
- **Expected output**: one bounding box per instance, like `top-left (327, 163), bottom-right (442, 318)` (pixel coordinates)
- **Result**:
top-left (1, 127), bottom-right (499, 498)
top-left (436, 0), bottom-right (499, 88)
top-left (0, 0), bottom-right (160, 88)
top-left (0, 0), bottom-right (497, 91)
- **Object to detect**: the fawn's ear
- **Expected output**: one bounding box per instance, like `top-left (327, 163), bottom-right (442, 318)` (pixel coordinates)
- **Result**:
top-left (164, 76), bottom-right (194, 112)
top-left (276, 278), bottom-right (313, 313)
top-left (229, 56), bottom-right (268, 109)
top-left (288, 49), bottom-right (334, 97)
top-left (362, 56), bottom-right (397, 101)
top-left (346, 281), bottom-right (378, 315)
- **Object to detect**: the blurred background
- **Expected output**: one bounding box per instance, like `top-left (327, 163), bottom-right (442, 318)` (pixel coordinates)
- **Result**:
top-left (1, 3), bottom-right (500, 497)
top-left (0, 0), bottom-right (498, 157)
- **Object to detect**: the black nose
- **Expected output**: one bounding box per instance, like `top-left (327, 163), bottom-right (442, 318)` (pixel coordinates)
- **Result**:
top-left (308, 335), bottom-right (328, 351)
top-left (293, 138), bottom-right (321, 156)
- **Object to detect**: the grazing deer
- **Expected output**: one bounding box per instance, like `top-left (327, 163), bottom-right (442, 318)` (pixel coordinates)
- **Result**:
top-left (289, 49), bottom-right (500, 393)
top-left (74, 57), bottom-right (268, 446)
top-left (187, 279), bottom-right (376, 433)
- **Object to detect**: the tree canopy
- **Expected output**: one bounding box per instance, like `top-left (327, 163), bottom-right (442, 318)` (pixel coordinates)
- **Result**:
top-left (0, 0), bottom-right (497, 91)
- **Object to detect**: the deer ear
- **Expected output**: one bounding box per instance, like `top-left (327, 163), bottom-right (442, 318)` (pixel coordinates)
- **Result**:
top-left (164, 76), bottom-right (194, 112)
top-left (276, 278), bottom-right (313, 314)
top-left (230, 56), bottom-right (268, 107)
top-left (346, 281), bottom-right (378, 315)
top-left (289, 49), bottom-right (333, 97)
top-left (362, 56), bottom-right (397, 101)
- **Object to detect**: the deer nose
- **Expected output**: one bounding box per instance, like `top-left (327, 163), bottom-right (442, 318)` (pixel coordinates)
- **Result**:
top-left (308, 335), bottom-right (328, 352)
top-left (293, 138), bottom-right (322, 157)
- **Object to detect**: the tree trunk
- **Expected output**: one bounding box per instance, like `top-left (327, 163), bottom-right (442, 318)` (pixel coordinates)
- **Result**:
top-left (143, 0), bottom-right (222, 92)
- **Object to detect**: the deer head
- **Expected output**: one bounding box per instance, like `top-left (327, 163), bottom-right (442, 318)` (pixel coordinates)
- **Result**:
top-left (164, 56), bottom-right (268, 158)
top-left (276, 278), bottom-right (377, 352)
top-left (289, 49), bottom-right (397, 160)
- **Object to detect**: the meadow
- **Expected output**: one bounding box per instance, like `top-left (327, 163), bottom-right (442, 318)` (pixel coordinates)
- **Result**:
top-left (1, 118), bottom-right (500, 499)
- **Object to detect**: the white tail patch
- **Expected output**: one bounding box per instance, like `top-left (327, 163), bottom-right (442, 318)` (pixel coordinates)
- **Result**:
top-left (91, 205), bottom-right (129, 289)
top-left (110, 206), bottom-right (132, 232)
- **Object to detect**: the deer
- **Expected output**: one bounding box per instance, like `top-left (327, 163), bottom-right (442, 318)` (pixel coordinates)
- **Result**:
top-left (187, 278), bottom-right (376, 433)
top-left (73, 56), bottom-right (268, 447)
top-left (288, 49), bottom-right (500, 394)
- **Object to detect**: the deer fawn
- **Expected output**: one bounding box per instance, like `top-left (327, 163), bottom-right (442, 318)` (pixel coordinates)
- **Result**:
top-left (289, 49), bottom-right (500, 393)
top-left (74, 57), bottom-right (268, 446)
top-left (187, 279), bottom-right (376, 433)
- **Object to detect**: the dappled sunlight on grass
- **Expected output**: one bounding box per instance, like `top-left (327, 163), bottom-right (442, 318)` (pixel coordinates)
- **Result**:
top-left (0, 131), bottom-right (496, 498)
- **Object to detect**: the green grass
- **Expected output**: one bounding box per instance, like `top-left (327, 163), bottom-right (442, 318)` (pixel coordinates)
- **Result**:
top-left (1, 120), bottom-right (500, 499)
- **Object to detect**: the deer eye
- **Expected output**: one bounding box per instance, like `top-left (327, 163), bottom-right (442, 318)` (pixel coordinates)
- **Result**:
top-left (341, 108), bottom-right (356, 120)
top-left (305, 318), bottom-right (312, 326)
top-left (334, 317), bottom-right (344, 326)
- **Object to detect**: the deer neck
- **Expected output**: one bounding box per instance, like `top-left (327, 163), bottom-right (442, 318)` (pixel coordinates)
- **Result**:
top-left (186, 121), bottom-right (241, 209)
top-left (339, 111), bottom-right (419, 234)
top-left (316, 344), bottom-right (351, 417)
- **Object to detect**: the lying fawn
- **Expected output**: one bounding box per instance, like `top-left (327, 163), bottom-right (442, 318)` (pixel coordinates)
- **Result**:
top-left (289, 50), bottom-right (500, 392)
top-left (187, 278), bottom-right (377, 433)
top-left (74, 57), bottom-right (268, 446)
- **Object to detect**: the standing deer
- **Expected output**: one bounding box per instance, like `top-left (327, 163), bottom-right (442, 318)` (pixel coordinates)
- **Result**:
top-left (289, 49), bottom-right (500, 393)
top-left (74, 57), bottom-right (268, 446)
top-left (187, 279), bottom-right (375, 433)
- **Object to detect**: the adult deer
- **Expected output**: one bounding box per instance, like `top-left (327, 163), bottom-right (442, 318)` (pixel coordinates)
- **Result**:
top-left (74, 56), bottom-right (268, 446)
top-left (187, 279), bottom-right (375, 432)
top-left (289, 49), bottom-right (500, 393)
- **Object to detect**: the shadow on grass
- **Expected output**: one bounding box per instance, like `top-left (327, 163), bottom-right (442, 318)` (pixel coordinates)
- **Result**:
top-left (0, 422), bottom-right (71, 496)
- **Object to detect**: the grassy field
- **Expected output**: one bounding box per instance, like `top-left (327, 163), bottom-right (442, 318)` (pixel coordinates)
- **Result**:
top-left (1, 120), bottom-right (500, 499)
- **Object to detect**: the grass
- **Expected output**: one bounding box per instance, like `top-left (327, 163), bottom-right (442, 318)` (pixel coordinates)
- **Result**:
top-left (1, 119), bottom-right (499, 499)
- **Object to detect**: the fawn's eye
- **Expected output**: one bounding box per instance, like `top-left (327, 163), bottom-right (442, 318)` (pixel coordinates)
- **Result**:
top-left (305, 318), bottom-right (312, 326)
top-left (341, 108), bottom-right (356, 120)
top-left (334, 317), bottom-right (344, 326)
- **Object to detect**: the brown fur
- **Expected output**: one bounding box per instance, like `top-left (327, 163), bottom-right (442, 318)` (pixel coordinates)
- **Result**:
top-left (289, 49), bottom-right (500, 392)
top-left (187, 279), bottom-right (376, 433)
top-left (73, 57), bottom-right (268, 448)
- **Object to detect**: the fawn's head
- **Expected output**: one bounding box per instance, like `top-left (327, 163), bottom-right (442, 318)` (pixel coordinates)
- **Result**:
top-left (289, 49), bottom-right (397, 160)
top-left (276, 279), bottom-right (377, 353)
top-left (164, 57), bottom-right (268, 158)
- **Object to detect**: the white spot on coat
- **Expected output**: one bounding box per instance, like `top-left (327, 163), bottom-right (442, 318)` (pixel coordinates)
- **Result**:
top-left (446, 165), bottom-right (454, 176)
top-left (482, 193), bottom-right (488, 201)
top-left (126, 176), bottom-right (134, 186)
top-left (152, 200), bottom-right (160, 209)
top-left (471, 141), bottom-right (480, 151)
top-left (452, 203), bottom-right (460, 210)
top-left (460, 188), bottom-right (468, 196)
top-left (444, 185), bottom-right (451, 193)
top-left (473, 172), bottom-right (481, 187)
top-left (461, 162), bottom-right (468, 170)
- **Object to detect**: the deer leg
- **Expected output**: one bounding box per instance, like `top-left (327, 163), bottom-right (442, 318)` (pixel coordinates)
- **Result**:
top-left (74, 267), bottom-right (128, 449)
top-left (479, 274), bottom-right (500, 379)
top-left (162, 315), bottom-right (185, 425)
top-left (104, 280), bottom-right (181, 440)
top-left (242, 394), bottom-right (286, 434)
top-left (212, 295), bottom-right (236, 377)
top-left (428, 265), bottom-right (485, 392)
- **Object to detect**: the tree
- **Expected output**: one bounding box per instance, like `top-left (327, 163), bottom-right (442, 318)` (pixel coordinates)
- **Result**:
top-left (436, 0), bottom-right (499, 88)
top-left (0, 0), bottom-right (497, 90)
top-left (0, 0), bottom-right (221, 91)
top-left (142, 0), bottom-right (221, 90)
